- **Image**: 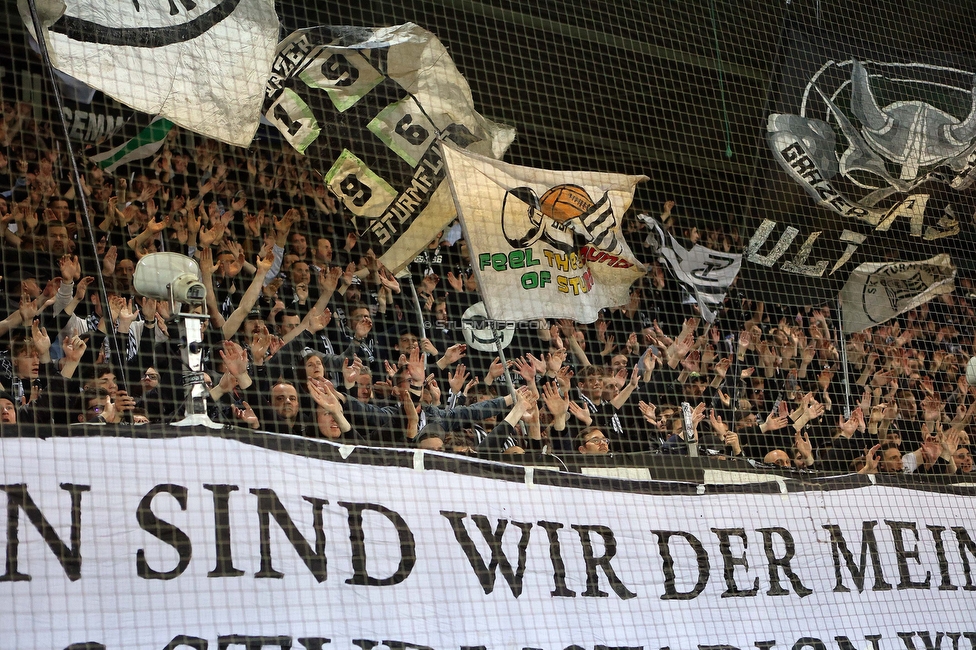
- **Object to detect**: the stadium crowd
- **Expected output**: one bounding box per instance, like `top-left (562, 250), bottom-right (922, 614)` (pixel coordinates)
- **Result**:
top-left (0, 108), bottom-right (973, 477)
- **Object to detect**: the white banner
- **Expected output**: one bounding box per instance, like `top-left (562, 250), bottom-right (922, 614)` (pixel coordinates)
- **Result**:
top-left (840, 254), bottom-right (956, 333)
top-left (443, 142), bottom-right (646, 323)
top-left (21, 0), bottom-right (279, 146)
top-left (2, 436), bottom-right (976, 649)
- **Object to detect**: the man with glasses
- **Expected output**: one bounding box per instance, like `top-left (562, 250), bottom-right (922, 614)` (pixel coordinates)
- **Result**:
top-left (577, 426), bottom-right (610, 455)
top-left (74, 387), bottom-right (120, 424)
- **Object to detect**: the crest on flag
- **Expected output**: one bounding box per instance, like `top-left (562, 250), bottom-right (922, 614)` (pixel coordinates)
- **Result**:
top-left (840, 255), bottom-right (956, 333)
top-left (767, 59), bottom-right (976, 224)
top-left (501, 184), bottom-right (628, 259)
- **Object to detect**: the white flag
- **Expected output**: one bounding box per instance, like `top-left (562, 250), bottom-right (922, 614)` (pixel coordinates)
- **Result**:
top-left (442, 142), bottom-right (646, 323)
top-left (21, 0), bottom-right (279, 147)
top-left (639, 214), bottom-right (741, 323)
top-left (840, 254), bottom-right (956, 333)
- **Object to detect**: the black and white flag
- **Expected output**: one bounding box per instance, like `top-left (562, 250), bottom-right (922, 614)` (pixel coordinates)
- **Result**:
top-left (640, 214), bottom-right (740, 323)
top-left (840, 255), bottom-right (955, 333)
top-left (21, 0), bottom-right (279, 146)
top-left (264, 24), bottom-right (515, 274)
top-left (740, 23), bottom-right (976, 307)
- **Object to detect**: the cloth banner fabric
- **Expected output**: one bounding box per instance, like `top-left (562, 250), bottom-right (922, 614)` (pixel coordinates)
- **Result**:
top-left (639, 214), bottom-right (741, 323)
top-left (442, 142), bottom-right (646, 323)
top-left (840, 254), bottom-right (956, 333)
top-left (20, 0), bottom-right (280, 147)
top-left (263, 24), bottom-right (516, 274)
top-left (89, 116), bottom-right (173, 173)
top-left (739, 25), bottom-right (976, 307)
top-left (2, 435), bottom-right (976, 649)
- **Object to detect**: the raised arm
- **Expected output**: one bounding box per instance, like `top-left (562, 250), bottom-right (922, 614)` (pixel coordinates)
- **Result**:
top-left (221, 248), bottom-right (275, 339)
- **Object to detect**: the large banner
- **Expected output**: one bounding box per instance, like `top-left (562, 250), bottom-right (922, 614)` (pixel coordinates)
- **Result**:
top-left (21, 0), bottom-right (280, 147)
top-left (3, 435), bottom-right (975, 649)
top-left (442, 142), bottom-right (646, 323)
top-left (740, 27), bottom-right (976, 307)
top-left (263, 24), bottom-right (516, 274)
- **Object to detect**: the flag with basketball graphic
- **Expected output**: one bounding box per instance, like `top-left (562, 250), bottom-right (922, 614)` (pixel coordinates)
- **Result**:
top-left (441, 141), bottom-right (647, 323)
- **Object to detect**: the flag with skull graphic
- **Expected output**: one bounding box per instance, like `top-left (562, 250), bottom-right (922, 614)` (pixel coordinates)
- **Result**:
top-left (740, 27), bottom-right (976, 309)
top-left (441, 141), bottom-right (646, 323)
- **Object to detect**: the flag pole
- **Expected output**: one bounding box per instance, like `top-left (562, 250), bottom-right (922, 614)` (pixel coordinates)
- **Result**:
top-left (838, 299), bottom-right (852, 419)
top-left (438, 140), bottom-right (518, 400)
top-left (407, 274), bottom-right (428, 374)
top-left (25, 0), bottom-right (132, 398)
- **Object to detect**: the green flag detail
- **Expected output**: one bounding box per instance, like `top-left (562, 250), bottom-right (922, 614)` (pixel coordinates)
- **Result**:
top-left (90, 118), bottom-right (173, 173)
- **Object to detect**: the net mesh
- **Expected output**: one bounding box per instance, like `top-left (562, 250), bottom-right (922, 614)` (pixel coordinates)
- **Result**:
top-left (1, 0), bottom-right (975, 648)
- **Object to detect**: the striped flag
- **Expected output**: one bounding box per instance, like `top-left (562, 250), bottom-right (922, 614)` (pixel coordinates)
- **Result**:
top-left (89, 117), bottom-right (172, 173)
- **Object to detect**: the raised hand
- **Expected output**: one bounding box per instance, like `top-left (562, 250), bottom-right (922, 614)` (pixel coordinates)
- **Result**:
top-left (102, 246), bottom-right (119, 276)
top-left (795, 430), bottom-right (814, 462)
top-left (342, 356), bottom-right (364, 386)
top-left (546, 349), bottom-right (567, 374)
top-left (118, 298), bottom-right (139, 330)
top-left (804, 397), bottom-right (825, 421)
top-left (446, 271), bottom-right (464, 292)
top-left (250, 327), bottom-right (272, 364)
top-left (514, 356), bottom-right (537, 383)
top-left (61, 333), bottom-right (87, 363)
top-left (624, 332), bottom-right (639, 356)
top-left (639, 400), bottom-right (658, 425)
top-left (419, 273), bottom-right (439, 295)
top-left (712, 357), bottom-right (732, 380)
top-left (31, 320), bottom-right (51, 358)
top-left (596, 319), bottom-right (608, 343)
top-left (859, 444), bottom-right (882, 474)
top-left (220, 340), bottom-right (249, 377)
top-left (543, 382), bottom-right (569, 418)
top-left (838, 407), bottom-right (863, 438)
top-left (762, 404), bottom-right (790, 432)
top-left (199, 246), bottom-right (217, 276)
top-left (59, 255), bottom-right (81, 283)
top-left (425, 374), bottom-right (441, 405)
top-left (567, 401), bottom-right (592, 425)
top-left (449, 364), bottom-right (470, 394)
top-left (378, 268), bottom-right (401, 293)
top-left (406, 348), bottom-right (426, 384)
top-left (18, 295), bottom-right (39, 324)
top-left (309, 378), bottom-right (342, 413)
top-left (256, 249), bottom-right (275, 273)
top-left (233, 400), bottom-right (260, 429)
top-left (308, 307), bottom-right (332, 333)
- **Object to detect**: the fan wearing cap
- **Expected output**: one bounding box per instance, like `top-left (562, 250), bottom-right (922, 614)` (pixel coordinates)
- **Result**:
top-left (0, 390), bottom-right (19, 427)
